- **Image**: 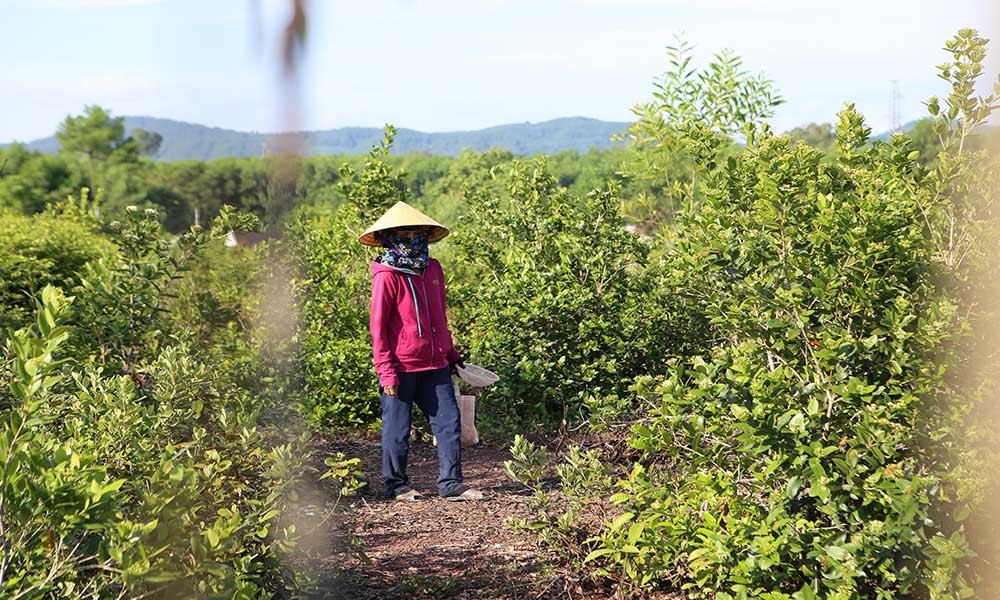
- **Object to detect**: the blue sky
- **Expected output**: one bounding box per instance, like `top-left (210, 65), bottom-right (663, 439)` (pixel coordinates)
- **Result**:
top-left (2, 0), bottom-right (997, 142)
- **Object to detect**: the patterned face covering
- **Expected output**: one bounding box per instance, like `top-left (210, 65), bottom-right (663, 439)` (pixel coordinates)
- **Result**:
top-left (375, 229), bottom-right (430, 270)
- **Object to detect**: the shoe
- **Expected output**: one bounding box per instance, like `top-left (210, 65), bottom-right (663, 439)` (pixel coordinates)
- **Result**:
top-left (393, 488), bottom-right (424, 502)
top-left (445, 488), bottom-right (485, 502)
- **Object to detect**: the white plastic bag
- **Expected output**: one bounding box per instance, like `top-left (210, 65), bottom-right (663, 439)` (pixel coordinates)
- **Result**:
top-left (433, 384), bottom-right (480, 448)
top-left (456, 393), bottom-right (480, 447)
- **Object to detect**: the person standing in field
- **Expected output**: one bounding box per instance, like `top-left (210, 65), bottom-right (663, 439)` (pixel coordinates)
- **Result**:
top-left (360, 201), bottom-right (484, 502)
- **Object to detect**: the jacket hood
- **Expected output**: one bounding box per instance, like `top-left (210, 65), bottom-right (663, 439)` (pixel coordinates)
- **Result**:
top-left (372, 261), bottom-right (396, 276)
top-left (371, 259), bottom-right (436, 276)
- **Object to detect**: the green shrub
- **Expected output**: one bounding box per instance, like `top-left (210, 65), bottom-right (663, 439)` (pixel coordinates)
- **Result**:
top-left (71, 205), bottom-right (199, 370)
top-left (290, 208), bottom-right (379, 427)
top-left (290, 128), bottom-right (404, 427)
top-left (616, 37), bottom-right (782, 230)
top-left (503, 434), bottom-right (550, 489)
top-left (0, 286), bottom-right (121, 598)
top-left (166, 211), bottom-right (270, 395)
top-left (451, 159), bottom-right (702, 426)
top-left (1, 204), bottom-right (346, 596)
top-left (0, 196), bottom-right (115, 334)
top-left (0, 286), bottom-right (318, 597)
top-left (572, 30), bottom-right (1000, 599)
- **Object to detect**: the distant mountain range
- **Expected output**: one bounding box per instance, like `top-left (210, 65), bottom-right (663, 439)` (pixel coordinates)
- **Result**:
top-left (6, 116), bottom-right (932, 162)
top-left (12, 116), bottom-right (632, 161)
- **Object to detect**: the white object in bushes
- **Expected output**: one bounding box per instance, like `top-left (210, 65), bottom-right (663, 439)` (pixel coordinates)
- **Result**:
top-left (457, 393), bottom-right (479, 447)
top-left (455, 363), bottom-right (499, 388)
top-left (433, 384), bottom-right (480, 448)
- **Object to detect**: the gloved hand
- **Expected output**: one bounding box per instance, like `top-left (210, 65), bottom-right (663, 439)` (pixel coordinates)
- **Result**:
top-left (449, 358), bottom-right (466, 376)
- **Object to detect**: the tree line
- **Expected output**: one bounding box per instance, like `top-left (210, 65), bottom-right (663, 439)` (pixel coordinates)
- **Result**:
top-left (2, 99), bottom-right (968, 238)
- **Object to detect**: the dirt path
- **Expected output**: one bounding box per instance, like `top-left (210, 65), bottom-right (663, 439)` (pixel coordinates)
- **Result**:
top-left (313, 432), bottom-right (566, 599)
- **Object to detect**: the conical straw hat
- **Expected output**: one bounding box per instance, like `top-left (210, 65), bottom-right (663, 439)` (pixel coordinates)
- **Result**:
top-left (358, 201), bottom-right (450, 246)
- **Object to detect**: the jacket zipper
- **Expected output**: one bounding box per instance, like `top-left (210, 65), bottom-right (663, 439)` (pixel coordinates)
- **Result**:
top-left (406, 277), bottom-right (423, 338)
top-left (420, 278), bottom-right (436, 362)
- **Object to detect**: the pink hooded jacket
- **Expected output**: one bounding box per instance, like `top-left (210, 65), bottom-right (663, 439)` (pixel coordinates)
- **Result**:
top-left (369, 258), bottom-right (461, 387)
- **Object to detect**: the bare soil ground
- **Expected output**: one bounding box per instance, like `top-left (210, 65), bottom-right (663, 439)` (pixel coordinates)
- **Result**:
top-left (311, 432), bottom-right (592, 600)
top-left (303, 430), bottom-right (686, 600)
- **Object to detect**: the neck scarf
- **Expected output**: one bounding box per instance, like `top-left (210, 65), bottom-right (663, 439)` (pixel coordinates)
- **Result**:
top-left (375, 231), bottom-right (429, 270)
